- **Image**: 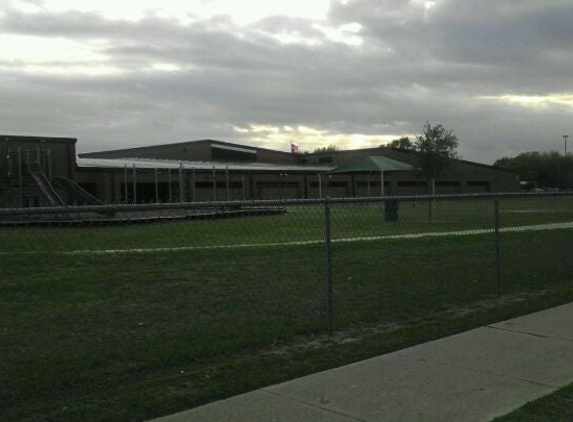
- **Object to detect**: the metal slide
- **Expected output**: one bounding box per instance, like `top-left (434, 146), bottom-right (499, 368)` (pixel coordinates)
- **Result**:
top-left (51, 176), bottom-right (107, 206)
top-left (27, 162), bottom-right (65, 206)
top-left (51, 176), bottom-right (115, 216)
top-left (28, 164), bottom-right (111, 214)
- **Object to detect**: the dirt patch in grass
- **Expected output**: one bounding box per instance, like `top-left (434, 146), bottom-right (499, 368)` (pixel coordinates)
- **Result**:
top-left (263, 290), bottom-right (549, 358)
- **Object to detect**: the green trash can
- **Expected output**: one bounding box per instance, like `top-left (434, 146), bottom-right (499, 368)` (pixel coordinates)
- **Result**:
top-left (384, 200), bottom-right (399, 222)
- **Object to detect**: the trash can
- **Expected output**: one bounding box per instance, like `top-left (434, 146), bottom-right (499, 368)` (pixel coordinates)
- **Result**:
top-left (384, 199), bottom-right (399, 222)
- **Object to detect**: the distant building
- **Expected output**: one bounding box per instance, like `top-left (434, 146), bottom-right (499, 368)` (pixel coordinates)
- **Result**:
top-left (0, 135), bottom-right (520, 207)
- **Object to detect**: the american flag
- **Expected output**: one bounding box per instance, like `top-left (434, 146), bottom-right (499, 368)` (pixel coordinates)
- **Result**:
top-left (291, 143), bottom-right (300, 154)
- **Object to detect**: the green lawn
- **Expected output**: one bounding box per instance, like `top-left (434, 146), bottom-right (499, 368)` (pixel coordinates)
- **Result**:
top-left (3, 195), bottom-right (573, 253)
top-left (493, 382), bottom-right (573, 421)
top-left (2, 195), bottom-right (573, 421)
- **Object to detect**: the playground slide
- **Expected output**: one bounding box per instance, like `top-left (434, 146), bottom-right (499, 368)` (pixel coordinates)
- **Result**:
top-left (27, 162), bottom-right (65, 206)
top-left (28, 165), bottom-right (111, 214)
top-left (51, 176), bottom-right (107, 206)
top-left (51, 176), bottom-right (115, 216)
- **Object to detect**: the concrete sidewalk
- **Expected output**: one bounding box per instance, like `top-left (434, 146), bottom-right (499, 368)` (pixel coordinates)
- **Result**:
top-left (151, 302), bottom-right (573, 422)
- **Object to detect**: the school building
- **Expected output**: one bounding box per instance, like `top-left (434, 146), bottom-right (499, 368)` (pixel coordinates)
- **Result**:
top-left (0, 135), bottom-right (520, 207)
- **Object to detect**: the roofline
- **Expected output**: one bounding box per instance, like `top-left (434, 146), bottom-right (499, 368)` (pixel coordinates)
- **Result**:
top-left (79, 139), bottom-right (296, 157)
top-left (455, 157), bottom-right (519, 174)
top-left (207, 139), bottom-right (295, 156)
top-left (0, 134), bottom-right (77, 144)
top-left (76, 157), bottom-right (333, 173)
top-left (79, 139), bottom-right (519, 175)
top-left (309, 145), bottom-right (519, 174)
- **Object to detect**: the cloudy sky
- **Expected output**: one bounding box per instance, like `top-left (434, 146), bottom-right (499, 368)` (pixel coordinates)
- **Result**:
top-left (1, 0), bottom-right (572, 163)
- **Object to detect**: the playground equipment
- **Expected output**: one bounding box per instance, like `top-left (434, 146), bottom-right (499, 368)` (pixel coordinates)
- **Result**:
top-left (27, 161), bottom-right (64, 206)
top-left (0, 146), bottom-right (107, 208)
top-left (51, 176), bottom-right (107, 206)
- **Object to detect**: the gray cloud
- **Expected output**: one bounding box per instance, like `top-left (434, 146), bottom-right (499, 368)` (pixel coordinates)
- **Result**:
top-left (0, 0), bottom-right (572, 162)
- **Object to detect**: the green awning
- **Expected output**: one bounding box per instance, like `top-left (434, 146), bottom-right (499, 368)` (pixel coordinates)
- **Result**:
top-left (327, 155), bottom-right (415, 174)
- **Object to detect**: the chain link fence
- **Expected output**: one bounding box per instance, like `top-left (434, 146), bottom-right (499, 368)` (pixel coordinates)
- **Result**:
top-left (2, 192), bottom-right (573, 419)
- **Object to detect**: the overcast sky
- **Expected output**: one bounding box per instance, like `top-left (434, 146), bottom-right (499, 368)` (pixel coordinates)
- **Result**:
top-left (1, 0), bottom-right (572, 164)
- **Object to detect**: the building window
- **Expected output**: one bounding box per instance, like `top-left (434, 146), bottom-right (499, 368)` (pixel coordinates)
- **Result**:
top-left (196, 182), bottom-right (243, 189)
top-left (318, 156), bottom-right (333, 164)
top-left (397, 181), bottom-right (427, 187)
top-left (257, 182), bottom-right (299, 189)
top-left (327, 181), bottom-right (347, 188)
top-left (357, 181), bottom-right (383, 187)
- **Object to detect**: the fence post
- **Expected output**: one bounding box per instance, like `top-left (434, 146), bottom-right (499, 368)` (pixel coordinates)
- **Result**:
top-left (192, 168), bottom-right (196, 201)
top-left (179, 163), bottom-right (184, 203)
top-left (123, 165), bottom-right (128, 203)
top-left (212, 166), bottom-right (217, 201)
top-left (154, 168), bottom-right (159, 203)
top-left (132, 164), bottom-right (137, 204)
top-left (225, 166), bottom-right (229, 201)
top-left (494, 196), bottom-right (501, 297)
top-left (324, 197), bottom-right (333, 336)
top-left (17, 147), bottom-right (23, 207)
top-left (168, 168), bottom-right (173, 202)
top-left (242, 175), bottom-right (246, 200)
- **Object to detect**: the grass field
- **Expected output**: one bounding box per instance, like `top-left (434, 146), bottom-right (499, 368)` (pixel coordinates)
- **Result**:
top-left (2, 195), bottom-right (573, 421)
top-left (493, 380), bottom-right (573, 421)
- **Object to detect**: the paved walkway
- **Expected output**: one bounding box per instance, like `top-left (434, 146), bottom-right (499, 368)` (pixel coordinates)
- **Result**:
top-left (151, 302), bottom-right (573, 422)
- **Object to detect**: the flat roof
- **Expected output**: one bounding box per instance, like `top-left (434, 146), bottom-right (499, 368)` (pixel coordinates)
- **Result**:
top-left (77, 157), bottom-right (334, 173)
top-left (0, 134), bottom-right (77, 144)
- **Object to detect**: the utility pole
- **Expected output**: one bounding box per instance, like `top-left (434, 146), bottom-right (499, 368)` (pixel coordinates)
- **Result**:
top-left (565, 135), bottom-right (571, 189)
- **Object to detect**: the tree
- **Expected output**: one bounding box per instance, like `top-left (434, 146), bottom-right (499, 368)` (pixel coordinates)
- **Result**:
top-left (313, 144), bottom-right (339, 154)
top-left (415, 123), bottom-right (459, 186)
top-left (494, 151), bottom-right (573, 189)
top-left (387, 136), bottom-right (414, 150)
top-left (414, 123), bottom-right (459, 222)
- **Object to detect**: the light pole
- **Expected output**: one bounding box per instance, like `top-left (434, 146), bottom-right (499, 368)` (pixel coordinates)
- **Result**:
top-left (565, 135), bottom-right (571, 189)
